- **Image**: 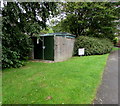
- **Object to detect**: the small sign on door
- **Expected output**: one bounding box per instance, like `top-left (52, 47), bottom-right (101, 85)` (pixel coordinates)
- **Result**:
top-left (37, 38), bottom-right (39, 44)
top-left (78, 48), bottom-right (85, 56)
top-left (43, 46), bottom-right (45, 49)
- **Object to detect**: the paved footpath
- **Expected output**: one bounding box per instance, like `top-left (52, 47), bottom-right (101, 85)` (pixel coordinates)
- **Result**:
top-left (94, 50), bottom-right (119, 104)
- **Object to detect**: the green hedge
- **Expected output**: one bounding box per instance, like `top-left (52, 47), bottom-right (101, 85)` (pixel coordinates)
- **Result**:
top-left (74, 36), bottom-right (113, 56)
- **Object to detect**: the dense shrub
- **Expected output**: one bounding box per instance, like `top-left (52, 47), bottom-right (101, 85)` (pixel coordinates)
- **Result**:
top-left (74, 36), bottom-right (113, 56)
top-left (2, 47), bottom-right (23, 68)
top-left (2, 33), bottom-right (32, 69)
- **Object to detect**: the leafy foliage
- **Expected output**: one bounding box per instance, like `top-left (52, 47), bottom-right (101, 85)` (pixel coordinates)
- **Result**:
top-left (54, 2), bottom-right (119, 40)
top-left (113, 37), bottom-right (119, 46)
top-left (2, 2), bottom-right (57, 68)
top-left (40, 27), bottom-right (54, 34)
top-left (52, 23), bottom-right (63, 33)
top-left (74, 36), bottom-right (113, 56)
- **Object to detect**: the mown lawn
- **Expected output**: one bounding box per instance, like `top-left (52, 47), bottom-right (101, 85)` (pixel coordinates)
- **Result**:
top-left (3, 54), bottom-right (108, 104)
top-left (112, 47), bottom-right (120, 51)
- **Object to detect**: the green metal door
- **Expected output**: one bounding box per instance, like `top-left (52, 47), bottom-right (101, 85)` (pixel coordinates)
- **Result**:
top-left (34, 37), bottom-right (43, 59)
top-left (44, 36), bottom-right (54, 60)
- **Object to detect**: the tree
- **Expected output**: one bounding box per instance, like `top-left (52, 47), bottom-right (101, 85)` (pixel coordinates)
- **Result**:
top-left (54, 2), bottom-right (119, 40)
top-left (2, 2), bottom-right (57, 68)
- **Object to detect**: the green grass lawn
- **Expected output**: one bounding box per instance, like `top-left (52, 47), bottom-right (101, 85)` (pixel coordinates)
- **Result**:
top-left (112, 47), bottom-right (120, 51)
top-left (3, 54), bottom-right (108, 104)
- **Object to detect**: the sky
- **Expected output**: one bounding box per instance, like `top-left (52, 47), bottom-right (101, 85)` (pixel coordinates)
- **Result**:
top-left (46, 13), bottom-right (66, 26)
top-left (0, 0), bottom-right (4, 8)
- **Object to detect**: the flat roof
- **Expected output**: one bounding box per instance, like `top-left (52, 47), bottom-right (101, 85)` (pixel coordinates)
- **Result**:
top-left (40, 32), bottom-right (76, 38)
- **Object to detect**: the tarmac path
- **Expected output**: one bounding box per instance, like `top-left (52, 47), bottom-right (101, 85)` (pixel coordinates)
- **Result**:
top-left (94, 50), bottom-right (119, 104)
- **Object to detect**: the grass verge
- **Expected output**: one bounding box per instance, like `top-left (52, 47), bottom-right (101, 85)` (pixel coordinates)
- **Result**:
top-left (112, 47), bottom-right (120, 51)
top-left (2, 54), bottom-right (108, 104)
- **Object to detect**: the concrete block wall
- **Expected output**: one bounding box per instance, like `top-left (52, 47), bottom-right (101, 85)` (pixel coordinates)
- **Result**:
top-left (54, 36), bottom-right (75, 62)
